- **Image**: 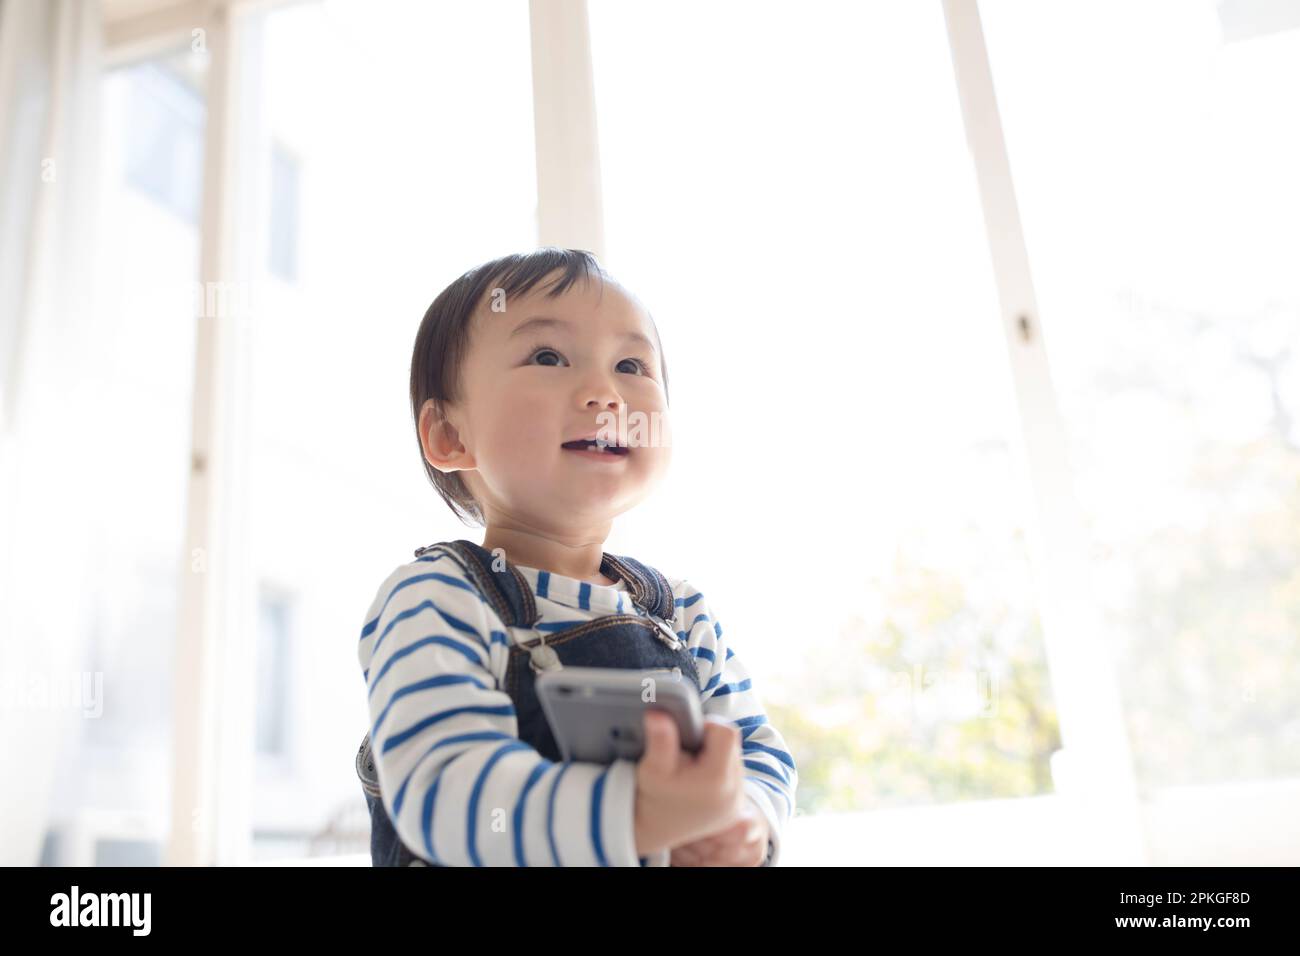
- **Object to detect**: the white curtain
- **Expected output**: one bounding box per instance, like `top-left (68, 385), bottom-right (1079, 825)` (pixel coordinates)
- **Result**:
top-left (0, 0), bottom-right (103, 865)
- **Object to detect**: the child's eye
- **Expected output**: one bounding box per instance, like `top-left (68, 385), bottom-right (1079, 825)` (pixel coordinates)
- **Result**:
top-left (526, 344), bottom-right (650, 376)
top-left (616, 358), bottom-right (649, 375)
top-left (527, 345), bottom-right (567, 367)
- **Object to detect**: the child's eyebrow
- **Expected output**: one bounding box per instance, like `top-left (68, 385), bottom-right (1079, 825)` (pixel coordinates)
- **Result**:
top-left (508, 315), bottom-right (657, 353)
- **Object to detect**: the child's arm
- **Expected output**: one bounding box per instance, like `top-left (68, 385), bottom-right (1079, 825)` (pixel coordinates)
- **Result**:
top-left (357, 554), bottom-right (644, 866)
top-left (678, 581), bottom-right (798, 865)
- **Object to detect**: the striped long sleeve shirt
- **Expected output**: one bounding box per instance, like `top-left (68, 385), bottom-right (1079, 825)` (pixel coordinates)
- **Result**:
top-left (357, 549), bottom-right (798, 867)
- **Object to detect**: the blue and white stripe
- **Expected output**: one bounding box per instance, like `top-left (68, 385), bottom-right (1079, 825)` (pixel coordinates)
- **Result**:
top-left (357, 551), bottom-right (798, 866)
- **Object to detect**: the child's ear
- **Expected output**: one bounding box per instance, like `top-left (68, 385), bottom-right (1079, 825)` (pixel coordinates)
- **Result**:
top-left (418, 399), bottom-right (475, 472)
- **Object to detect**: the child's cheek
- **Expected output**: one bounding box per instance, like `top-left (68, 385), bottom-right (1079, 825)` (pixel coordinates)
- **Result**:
top-left (640, 412), bottom-right (672, 469)
top-left (497, 389), bottom-right (553, 449)
top-left (493, 426), bottom-right (551, 480)
top-left (654, 412), bottom-right (673, 457)
top-left (647, 442), bottom-right (670, 486)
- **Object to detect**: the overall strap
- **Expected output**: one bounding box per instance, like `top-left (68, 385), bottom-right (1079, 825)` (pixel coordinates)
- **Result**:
top-left (413, 539), bottom-right (540, 629)
top-left (601, 553), bottom-right (677, 622)
top-left (414, 539), bottom-right (677, 625)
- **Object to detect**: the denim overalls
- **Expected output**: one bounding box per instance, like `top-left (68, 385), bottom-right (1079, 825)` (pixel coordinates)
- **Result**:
top-left (355, 538), bottom-right (702, 867)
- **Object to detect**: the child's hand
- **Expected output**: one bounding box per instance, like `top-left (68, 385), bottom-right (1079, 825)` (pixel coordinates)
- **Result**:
top-left (669, 797), bottom-right (769, 866)
top-left (633, 711), bottom-right (746, 857)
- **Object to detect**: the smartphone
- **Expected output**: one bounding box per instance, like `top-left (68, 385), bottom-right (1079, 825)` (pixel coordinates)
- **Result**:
top-left (535, 666), bottom-right (704, 763)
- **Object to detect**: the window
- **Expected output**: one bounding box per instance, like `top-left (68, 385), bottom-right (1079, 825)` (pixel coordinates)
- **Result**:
top-left (256, 587), bottom-right (293, 759)
top-left (589, 0), bottom-right (1060, 814)
top-left (241, 0), bottom-right (539, 858)
top-left (38, 45), bottom-right (207, 862)
top-left (268, 142), bottom-right (299, 281)
top-left (979, 0), bottom-right (1300, 789)
top-left (124, 60), bottom-right (204, 224)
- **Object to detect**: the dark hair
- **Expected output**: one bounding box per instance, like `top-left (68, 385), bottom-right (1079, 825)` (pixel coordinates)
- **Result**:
top-left (410, 247), bottom-right (669, 527)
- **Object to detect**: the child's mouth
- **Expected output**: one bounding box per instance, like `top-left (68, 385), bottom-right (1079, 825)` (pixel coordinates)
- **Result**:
top-left (561, 439), bottom-right (630, 457)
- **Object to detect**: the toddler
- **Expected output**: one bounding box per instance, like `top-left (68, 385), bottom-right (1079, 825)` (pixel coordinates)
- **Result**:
top-left (355, 247), bottom-right (797, 866)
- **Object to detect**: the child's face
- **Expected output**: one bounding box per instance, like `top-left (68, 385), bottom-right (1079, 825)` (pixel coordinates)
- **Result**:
top-left (436, 273), bottom-right (672, 532)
